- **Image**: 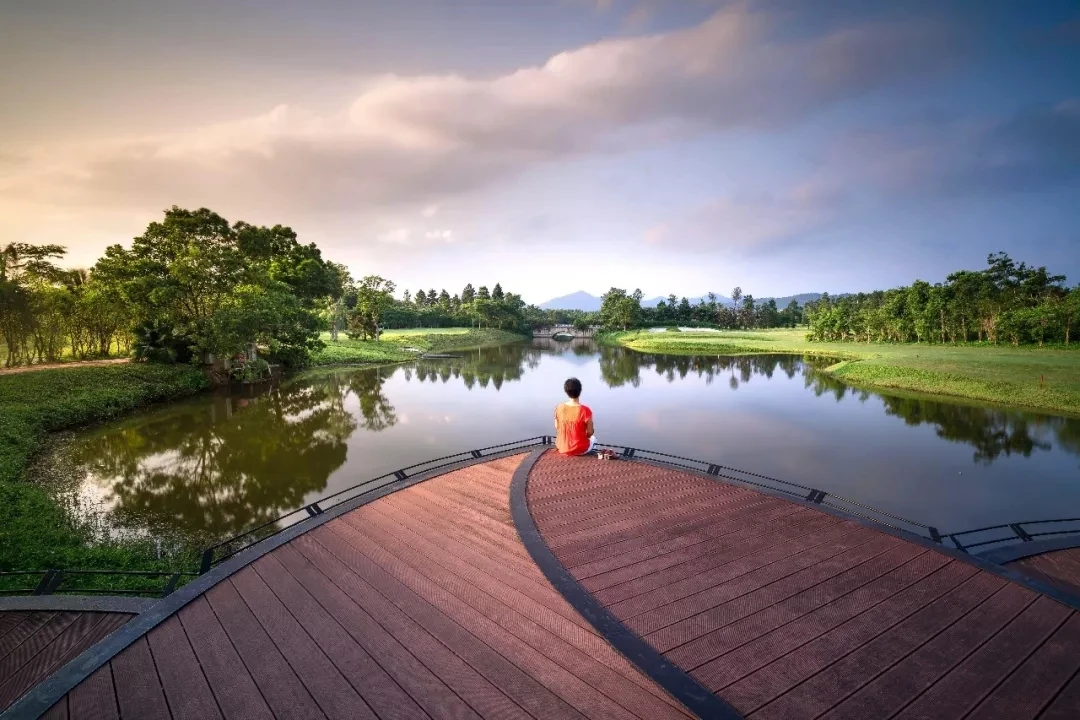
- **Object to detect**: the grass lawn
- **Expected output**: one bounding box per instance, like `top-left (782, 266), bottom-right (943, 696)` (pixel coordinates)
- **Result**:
top-left (311, 327), bottom-right (524, 365)
top-left (608, 328), bottom-right (1080, 415)
top-left (0, 363), bottom-right (210, 588)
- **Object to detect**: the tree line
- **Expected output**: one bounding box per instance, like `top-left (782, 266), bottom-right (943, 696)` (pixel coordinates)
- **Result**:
top-left (805, 253), bottom-right (1080, 346)
top-left (1, 206), bottom-right (552, 374)
top-left (596, 288), bottom-right (804, 331)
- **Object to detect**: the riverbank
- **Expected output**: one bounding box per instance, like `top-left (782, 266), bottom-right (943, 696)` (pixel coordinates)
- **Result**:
top-left (311, 327), bottom-right (525, 365)
top-left (0, 364), bottom-right (211, 583)
top-left (1, 327), bottom-right (526, 587)
top-left (605, 328), bottom-right (1080, 415)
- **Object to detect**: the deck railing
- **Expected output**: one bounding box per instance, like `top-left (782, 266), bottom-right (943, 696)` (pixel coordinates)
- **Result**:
top-left (197, 435), bottom-right (552, 573)
top-left (936, 518), bottom-right (1080, 553)
top-left (10, 440), bottom-right (1079, 594)
top-left (0, 570), bottom-right (198, 598)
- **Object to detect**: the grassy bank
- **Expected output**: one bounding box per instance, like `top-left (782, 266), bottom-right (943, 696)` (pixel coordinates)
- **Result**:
top-left (606, 328), bottom-right (1080, 415)
top-left (311, 327), bottom-right (525, 365)
top-left (0, 327), bottom-right (525, 587)
top-left (0, 363), bottom-right (210, 586)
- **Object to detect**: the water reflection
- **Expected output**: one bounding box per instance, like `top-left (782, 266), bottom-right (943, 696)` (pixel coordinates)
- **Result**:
top-left (37, 339), bottom-right (1080, 549)
top-left (59, 380), bottom-right (358, 544)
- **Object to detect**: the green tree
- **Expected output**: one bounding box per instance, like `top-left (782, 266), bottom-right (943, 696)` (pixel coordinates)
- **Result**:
top-left (461, 283), bottom-right (475, 304)
top-left (491, 283), bottom-right (504, 301)
top-left (476, 285), bottom-right (491, 301)
top-left (348, 276), bottom-right (397, 340)
top-left (92, 207), bottom-right (336, 367)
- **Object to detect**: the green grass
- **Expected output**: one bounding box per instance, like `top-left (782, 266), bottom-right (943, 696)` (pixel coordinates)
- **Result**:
top-left (0, 363), bottom-right (210, 587)
top-left (606, 328), bottom-right (1080, 415)
top-left (311, 328), bottom-right (524, 365)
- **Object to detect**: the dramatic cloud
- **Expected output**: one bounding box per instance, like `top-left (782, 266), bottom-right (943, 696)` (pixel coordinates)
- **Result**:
top-left (646, 177), bottom-right (844, 252)
top-left (0, 4), bottom-right (960, 222)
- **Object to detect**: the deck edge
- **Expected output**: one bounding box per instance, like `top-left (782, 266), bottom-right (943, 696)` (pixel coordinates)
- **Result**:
top-left (978, 535), bottom-right (1080, 565)
top-left (510, 448), bottom-right (743, 720)
top-left (0, 595), bottom-right (155, 614)
top-left (0, 446), bottom-right (532, 720)
top-left (624, 455), bottom-right (1080, 613)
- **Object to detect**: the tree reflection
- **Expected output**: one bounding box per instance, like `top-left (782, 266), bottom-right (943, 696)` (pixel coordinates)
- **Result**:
top-left (596, 346), bottom-right (1080, 466)
top-left (66, 375), bottom-right (368, 544)
top-left (406, 343), bottom-right (540, 390)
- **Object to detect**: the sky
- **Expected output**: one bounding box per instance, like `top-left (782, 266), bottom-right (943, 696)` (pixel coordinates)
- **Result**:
top-left (2, 0), bottom-right (1079, 304)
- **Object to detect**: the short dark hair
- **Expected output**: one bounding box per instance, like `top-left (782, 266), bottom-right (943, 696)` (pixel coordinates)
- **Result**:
top-left (564, 377), bottom-right (582, 399)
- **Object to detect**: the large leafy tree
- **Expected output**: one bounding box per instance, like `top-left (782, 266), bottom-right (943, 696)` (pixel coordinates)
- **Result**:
top-left (93, 206), bottom-right (340, 367)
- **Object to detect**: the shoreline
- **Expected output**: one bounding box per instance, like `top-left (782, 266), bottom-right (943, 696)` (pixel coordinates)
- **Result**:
top-left (0, 328), bottom-right (528, 587)
top-left (603, 329), bottom-right (1080, 417)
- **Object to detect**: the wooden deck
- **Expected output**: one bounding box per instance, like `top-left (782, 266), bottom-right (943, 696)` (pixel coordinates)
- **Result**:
top-left (6, 448), bottom-right (1080, 719)
top-left (0, 611), bottom-right (131, 714)
top-left (1007, 548), bottom-right (1080, 601)
top-left (527, 452), bottom-right (1080, 719)
top-left (33, 454), bottom-right (689, 720)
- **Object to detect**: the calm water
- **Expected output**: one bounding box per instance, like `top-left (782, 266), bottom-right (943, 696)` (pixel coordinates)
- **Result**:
top-left (36, 339), bottom-right (1080, 548)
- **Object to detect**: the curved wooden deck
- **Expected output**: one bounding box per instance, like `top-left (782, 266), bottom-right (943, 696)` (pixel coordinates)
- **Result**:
top-left (525, 451), bottom-right (1080, 720)
top-left (1006, 548), bottom-right (1080, 602)
top-left (4, 448), bottom-right (1080, 719)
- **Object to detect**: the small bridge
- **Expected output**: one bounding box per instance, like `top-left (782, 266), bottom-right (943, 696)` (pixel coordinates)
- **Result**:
top-left (531, 325), bottom-right (599, 339)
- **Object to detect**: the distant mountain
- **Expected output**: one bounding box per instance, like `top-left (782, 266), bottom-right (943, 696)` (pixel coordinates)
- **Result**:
top-left (538, 291), bottom-right (603, 311)
top-left (537, 290), bottom-right (828, 311)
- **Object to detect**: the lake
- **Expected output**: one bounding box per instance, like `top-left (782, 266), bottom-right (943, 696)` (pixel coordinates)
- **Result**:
top-left (33, 338), bottom-right (1080, 550)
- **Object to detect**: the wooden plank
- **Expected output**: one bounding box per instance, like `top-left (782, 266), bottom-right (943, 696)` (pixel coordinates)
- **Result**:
top-left (750, 571), bottom-right (1008, 719)
top-left (350, 505), bottom-right (590, 634)
top-left (0, 613), bottom-right (129, 713)
top-left (581, 508), bottom-right (826, 593)
top-left (68, 663), bottom-right (119, 720)
top-left (1040, 667), bottom-right (1080, 719)
top-left (892, 597), bottom-right (1072, 720)
top-left (146, 614), bottom-right (223, 720)
top-left (965, 610), bottom-right (1080, 720)
top-left (0, 613), bottom-right (29, 642)
top-left (0, 612), bottom-right (55, 663)
top-left (660, 533), bottom-right (900, 663)
top-left (176, 596), bottom-right (274, 720)
top-left (695, 550), bottom-right (951, 693)
top-left (204, 580), bottom-right (326, 720)
top-left (306, 526), bottom-right (585, 720)
top-left (602, 514), bottom-right (852, 611)
top-left (721, 561), bottom-right (980, 714)
top-left (616, 520), bottom-right (862, 631)
top-left (569, 503), bottom-right (805, 581)
top-left (269, 544), bottom-right (483, 720)
top-left (110, 637), bottom-right (171, 720)
top-left (337, 502), bottom-right (688, 718)
top-left (249, 554), bottom-right (432, 720)
top-left (228, 569), bottom-right (376, 720)
top-left (289, 534), bottom-right (533, 720)
top-left (672, 543), bottom-right (927, 677)
top-left (40, 697), bottom-right (68, 720)
top-left (0, 613), bottom-right (82, 708)
top-left (348, 503), bottom-right (667, 700)
top-left (817, 581), bottom-right (1034, 720)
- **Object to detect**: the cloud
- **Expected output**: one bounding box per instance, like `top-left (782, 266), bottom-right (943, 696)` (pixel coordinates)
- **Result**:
top-left (647, 177), bottom-right (844, 252)
top-left (830, 99), bottom-right (1080, 198)
top-left (421, 203), bottom-right (440, 218)
top-left (0, 5), bottom-right (961, 223)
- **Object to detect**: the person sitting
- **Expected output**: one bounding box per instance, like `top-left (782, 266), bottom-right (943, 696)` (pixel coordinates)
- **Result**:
top-left (555, 377), bottom-right (595, 456)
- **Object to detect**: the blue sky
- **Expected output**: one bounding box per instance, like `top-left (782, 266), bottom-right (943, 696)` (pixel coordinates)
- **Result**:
top-left (1, 0), bottom-right (1078, 303)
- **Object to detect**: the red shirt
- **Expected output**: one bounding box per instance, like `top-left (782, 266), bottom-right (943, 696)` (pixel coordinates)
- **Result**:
top-left (555, 403), bottom-right (593, 456)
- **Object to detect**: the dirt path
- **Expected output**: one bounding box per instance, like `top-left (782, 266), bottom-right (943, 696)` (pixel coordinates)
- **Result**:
top-left (0, 358), bottom-right (130, 375)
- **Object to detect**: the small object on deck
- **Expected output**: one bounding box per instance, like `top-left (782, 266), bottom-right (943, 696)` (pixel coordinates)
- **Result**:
top-left (596, 448), bottom-right (618, 460)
